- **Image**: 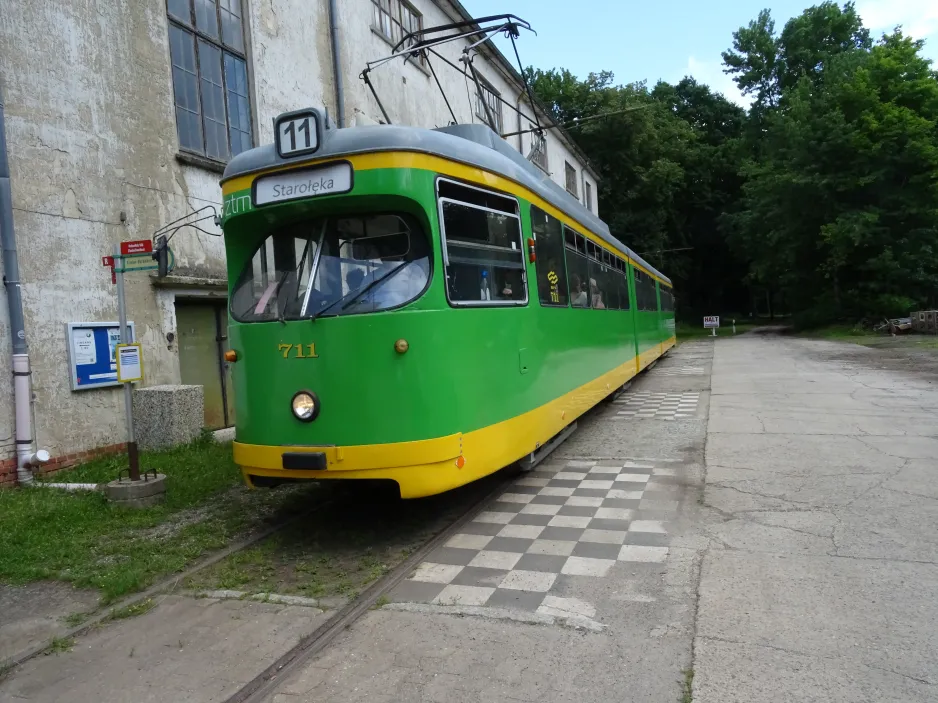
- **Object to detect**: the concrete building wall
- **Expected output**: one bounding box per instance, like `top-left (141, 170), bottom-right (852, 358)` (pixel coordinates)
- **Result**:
top-left (0, 0), bottom-right (598, 474)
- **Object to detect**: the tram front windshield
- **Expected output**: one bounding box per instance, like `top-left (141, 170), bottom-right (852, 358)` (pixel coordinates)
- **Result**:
top-left (231, 213), bottom-right (430, 322)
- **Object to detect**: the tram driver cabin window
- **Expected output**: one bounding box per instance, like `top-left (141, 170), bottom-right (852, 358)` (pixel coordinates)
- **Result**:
top-left (438, 179), bottom-right (525, 305)
top-left (167, 0), bottom-right (252, 163)
top-left (565, 162), bottom-right (578, 197)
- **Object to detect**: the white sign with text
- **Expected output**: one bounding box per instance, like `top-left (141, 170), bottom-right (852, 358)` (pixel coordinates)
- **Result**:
top-left (254, 163), bottom-right (352, 206)
top-left (704, 316), bottom-right (720, 329)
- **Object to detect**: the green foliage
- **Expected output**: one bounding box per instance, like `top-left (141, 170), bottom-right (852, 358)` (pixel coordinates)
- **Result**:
top-left (526, 2), bottom-right (938, 326)
top-left (725, 12), bottom-right (938, 322)
top-left (525, 69), bottom-right (750, 317)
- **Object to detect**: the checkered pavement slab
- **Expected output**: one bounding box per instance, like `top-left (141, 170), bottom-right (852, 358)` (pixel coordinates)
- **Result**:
top-left (613, 391), bottom-right (700, 420)
top-left (389, 459), bottom-right (679, 618)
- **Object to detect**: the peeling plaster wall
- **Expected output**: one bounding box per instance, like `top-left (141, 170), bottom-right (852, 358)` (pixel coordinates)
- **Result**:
top-left (0, 0), bottom-right (597, 460)
top-left (0, 0), bottom-right (233, 458)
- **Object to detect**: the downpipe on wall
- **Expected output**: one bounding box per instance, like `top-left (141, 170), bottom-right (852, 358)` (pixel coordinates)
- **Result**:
top-left (327, 0), bottom-right (345, 128)
top-left (0, 82), bottom-right (47, 484)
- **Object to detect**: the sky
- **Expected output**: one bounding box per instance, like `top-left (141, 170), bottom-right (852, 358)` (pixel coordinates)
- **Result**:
top-left (461, 0), bottom-right (938, 105)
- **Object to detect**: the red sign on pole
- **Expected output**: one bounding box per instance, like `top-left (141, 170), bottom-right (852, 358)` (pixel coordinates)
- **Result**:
top-left (120, 240), bottom-right (153, 255)
top-left (102, 256), bottom-right (116, 284)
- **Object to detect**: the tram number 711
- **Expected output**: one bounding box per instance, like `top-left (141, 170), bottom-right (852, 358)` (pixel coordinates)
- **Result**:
top-left (278, 343), bottom-right (319, 359)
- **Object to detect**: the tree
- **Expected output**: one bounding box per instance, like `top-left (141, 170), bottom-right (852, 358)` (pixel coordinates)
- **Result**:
top-left (727, 29), bottom-right (938, 321)
top-left (525, 70), bottom-right (751, 316)
top-left (522, 2), bottom-right (938, 327)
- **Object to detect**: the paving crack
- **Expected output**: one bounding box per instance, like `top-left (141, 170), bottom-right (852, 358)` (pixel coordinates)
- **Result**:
top-left (698, 635), bottom-right (936, 687)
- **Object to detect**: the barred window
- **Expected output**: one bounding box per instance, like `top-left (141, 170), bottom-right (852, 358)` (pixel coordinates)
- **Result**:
top-left (168, 0), bottom-right (252, 162)
top-left (529, 133), bottom-right (548, 171)
top-left (475, 80), bottom-right (503, 135)
top-left (372, 0), bottom-right (425, 64)
top-left (565, 161), bottom-right (578, 197)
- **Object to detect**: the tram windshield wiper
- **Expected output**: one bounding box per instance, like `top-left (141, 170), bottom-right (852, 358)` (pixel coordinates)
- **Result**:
top-left (308, 262), bottom-right (408, 322)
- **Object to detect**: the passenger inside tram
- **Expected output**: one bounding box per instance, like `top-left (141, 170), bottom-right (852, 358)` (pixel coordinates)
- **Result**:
top-left (570, 274), bottom-right (588, 307)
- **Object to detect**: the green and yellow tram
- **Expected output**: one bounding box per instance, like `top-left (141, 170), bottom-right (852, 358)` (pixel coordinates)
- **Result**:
top-left (220, 108), bottom-right (675, 498)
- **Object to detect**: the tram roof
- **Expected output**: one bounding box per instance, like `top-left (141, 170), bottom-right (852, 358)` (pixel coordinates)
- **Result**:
top-left (222, 121), bottom-right (671, 286)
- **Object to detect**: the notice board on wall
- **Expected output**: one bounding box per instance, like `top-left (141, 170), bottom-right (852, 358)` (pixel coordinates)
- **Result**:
top-left (66, 322), bottom-right (136, 391)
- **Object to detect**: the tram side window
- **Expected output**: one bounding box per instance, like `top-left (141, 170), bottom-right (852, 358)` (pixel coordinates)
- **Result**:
top-left (661, 288), bottom-right (674, 312)
top-left (587, 247), bottom-right (616, 310)
top-left (563, 227), bottom-right (591, 308)
top-left (531, 206), bottom-right (568, 306)
top-left (438, 179), bottom-right (526, 305)
top-left (634, 270), bottom-right (659, 312)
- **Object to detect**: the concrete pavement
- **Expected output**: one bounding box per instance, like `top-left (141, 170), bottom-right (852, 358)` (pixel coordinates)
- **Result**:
top-left (2, 332), bottom-right (937, 702)
top-left (695, 334), bottom-right (938, 702)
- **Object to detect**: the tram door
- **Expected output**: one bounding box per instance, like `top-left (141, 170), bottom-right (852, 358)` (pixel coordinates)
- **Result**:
top-left (176, 300), bottom-right (236, 429)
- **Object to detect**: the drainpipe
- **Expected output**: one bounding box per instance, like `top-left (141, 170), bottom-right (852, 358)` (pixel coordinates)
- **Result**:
top-left (327, 0), bottom-right (345, 128)
top-left (0, 82), bottom-right (42, 484)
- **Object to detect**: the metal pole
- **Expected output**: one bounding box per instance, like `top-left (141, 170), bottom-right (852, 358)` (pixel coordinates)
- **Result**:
top-left (114, 245), bottom-right (139, 481)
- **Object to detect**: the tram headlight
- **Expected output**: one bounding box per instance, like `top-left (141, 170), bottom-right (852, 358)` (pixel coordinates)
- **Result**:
top-left (291, 391), bottom-right (319, 422)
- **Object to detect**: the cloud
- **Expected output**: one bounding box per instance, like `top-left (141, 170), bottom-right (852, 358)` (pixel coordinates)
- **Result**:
top-left (857, 0), bottom-right (938, 41)
top-left (682, 56), bottom-right (751, 108)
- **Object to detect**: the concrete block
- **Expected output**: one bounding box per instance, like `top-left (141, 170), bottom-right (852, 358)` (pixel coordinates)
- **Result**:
top-left (132, 385), bottom-right (203, 450)
top-left (105, 474), bottom-right (167, 508)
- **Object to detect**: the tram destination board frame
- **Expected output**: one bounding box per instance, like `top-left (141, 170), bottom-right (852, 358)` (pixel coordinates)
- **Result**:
top-left (66, 321), bottom-right (136, 391)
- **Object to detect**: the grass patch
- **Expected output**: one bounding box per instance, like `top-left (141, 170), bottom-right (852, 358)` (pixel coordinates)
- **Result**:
top-left (46, 637), bottom-right (74, 655)
top-left (680, 668), bottom-right (694, 703)
top-left (798, 325), bottom-right (938, 350)
top-left (372, 594), bottom-right (390, 609)
top-left (0, 436), bottom-right (318, 603)
top-left (61, 611), bottom-right (89, 628)
top-left (107, 598), bottom-right (156, 621)
top-left (186, 475), bottom-right (499, 602)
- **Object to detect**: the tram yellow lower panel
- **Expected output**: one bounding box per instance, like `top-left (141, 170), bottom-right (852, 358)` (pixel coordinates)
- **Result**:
top-left (235, 349), bottom-right (666, 498)
top-left (638, 346), bottom-right (661, 371)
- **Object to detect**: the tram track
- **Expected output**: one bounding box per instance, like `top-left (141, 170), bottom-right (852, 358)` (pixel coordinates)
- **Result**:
top-left (221, 469), bottom-right (517, 703)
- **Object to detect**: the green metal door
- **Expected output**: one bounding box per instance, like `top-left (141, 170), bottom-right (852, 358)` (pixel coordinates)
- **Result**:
top-left (176, 301), bottom-right (234, 430)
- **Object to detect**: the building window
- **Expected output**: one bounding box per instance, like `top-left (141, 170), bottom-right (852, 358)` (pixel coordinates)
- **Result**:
top-left (372, 0), bottom-right (425, 64)
top-left (584, 180), bottom-right (593, 212)
top-left (529, 133), bottom-right (548, 171)
top-left (168, 0), bottom-right (252, 162)
top-left (565, 161), bottom-right (578, 197)
top-left (475, 80), bottom-right (503, 135)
